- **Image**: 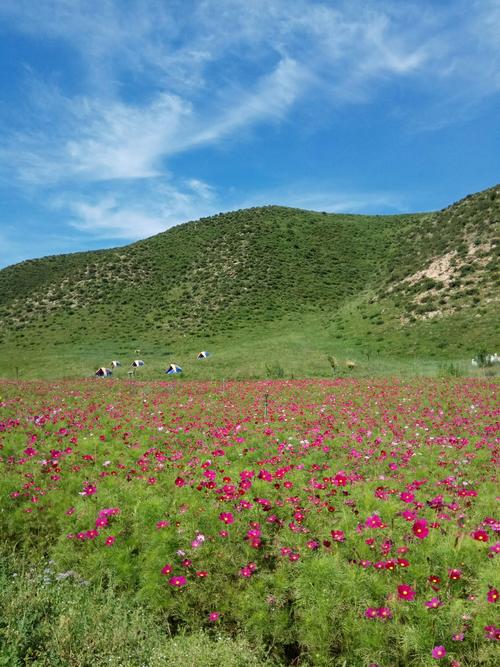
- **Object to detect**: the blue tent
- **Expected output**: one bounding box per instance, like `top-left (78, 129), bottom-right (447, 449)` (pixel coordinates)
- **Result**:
top-left (166, 363), bottom-right (183, 375)
top-left (196, 351), bottom-right (210, 359)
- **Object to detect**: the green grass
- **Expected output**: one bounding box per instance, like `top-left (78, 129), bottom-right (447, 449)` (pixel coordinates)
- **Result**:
top-left (0, 185), bottom-right (498, 379)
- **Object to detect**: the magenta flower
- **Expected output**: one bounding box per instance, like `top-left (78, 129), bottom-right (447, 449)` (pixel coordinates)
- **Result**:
top-left (219, 512), bottom-right (234, 524)
top-left (425, 597), bottom-right (442, 609)
top-left (397, 584), bottom-right (416, 601)
top-left (169, 575), bottom-right (187, 587)
top-left (80, 482), bottom-right (97, 496)
top-left (448, 568), bottom-right (462, 580)
top-left (487, 588), bottom-right (498, 603)
top-left (364, 607), bottom-right (378, 619)
top-left (412, 519), bottom-right (429, 539)
top-left (104, 535), bottom-right (116, 546)
top-left (484, 625), bottom-right (500, 640)
top-left (331, 530), bottom-right (346, 542)
top-left (377, 607), bottom-right (392, 620)
top-left (161, 563), bottom-right (173, 575)
top-left (432, 646), bottom-right (447, 659)
top-left (365, 514), bottom-right (384, 529)
top-left (209, 611), bottom-right (220, 622)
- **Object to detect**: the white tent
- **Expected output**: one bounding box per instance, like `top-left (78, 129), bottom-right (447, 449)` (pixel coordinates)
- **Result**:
top-left (131, 360), bottom-right (145, 367)
top-left (95, 367), bottom-right (112, 377)
top-left (197, 351), bottom-right (210, 360)
top-left (166, 363), bottom-right (183, 375)
top-left (111, 360), bottom-right (121, 368)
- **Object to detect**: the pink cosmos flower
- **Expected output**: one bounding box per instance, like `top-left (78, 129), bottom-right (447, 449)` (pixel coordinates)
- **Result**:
top-left (104, 536), bottom-right (116, 546)
top-left (161, 564), bottom-right (173, 575)
top-left (209, 611), bottom-right (220, 622)
top-left (365, 514), bottom-right (384, 529)
top-left (219, 512), bottom-right (234, 524)
top-left (364, 607), bottom-right (378, 619)
top-left (432, 646), bottom-right (447, 659)
top-left (191, 533), bottom-right (205, 548)
top-left (448, 568), bottom-right (462, 580)
top-left (484, 625), bottom-right (500, 640)
top-left (169, 575), bottom-right (187, 587)
top-left (425, 597), bottom-right (442, 609)
top-left (377, 607), bottom-right (392, 619)
top-left (397, 584), bottom-right (416, 601)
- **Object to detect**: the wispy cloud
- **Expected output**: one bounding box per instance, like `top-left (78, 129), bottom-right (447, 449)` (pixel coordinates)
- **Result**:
top-left (238, 184), bottom-right (409, 215)
top-left (50, 178), bottom-right (219, 240)
top-left (1, 0), bottom-right (499, 248)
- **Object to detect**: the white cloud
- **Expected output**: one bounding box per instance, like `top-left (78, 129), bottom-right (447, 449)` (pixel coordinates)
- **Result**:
top-left (52, 178), bottom-right (219, 240)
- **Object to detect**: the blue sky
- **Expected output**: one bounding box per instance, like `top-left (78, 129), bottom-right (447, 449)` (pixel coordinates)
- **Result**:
top-left (0, 0), bottom-right (499, 268)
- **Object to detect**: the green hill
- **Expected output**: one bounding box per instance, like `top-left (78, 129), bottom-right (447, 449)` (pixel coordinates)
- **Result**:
top-left (0, 185), bottom-right (498, 379)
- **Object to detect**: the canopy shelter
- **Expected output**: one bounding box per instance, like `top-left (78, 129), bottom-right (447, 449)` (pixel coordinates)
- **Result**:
top-left (131, 360), bottom-right (145, 367)
top-left (95, 367), bottom-right (112, 377)
top-left (111, 360), bottom-right (121, 368)
top-left (165, 363), bottom-right (183, 375)
top-left (196, 351), bottom-right (210, 360)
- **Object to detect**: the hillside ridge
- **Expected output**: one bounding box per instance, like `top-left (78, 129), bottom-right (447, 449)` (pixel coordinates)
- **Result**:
top-left (0, 185), bottom-right (498, 377)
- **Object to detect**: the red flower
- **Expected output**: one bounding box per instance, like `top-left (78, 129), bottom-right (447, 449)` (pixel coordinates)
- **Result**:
top-left (471, 530), bottom-right (489, 542)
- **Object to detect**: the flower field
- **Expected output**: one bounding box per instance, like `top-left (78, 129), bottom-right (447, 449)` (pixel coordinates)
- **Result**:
top-left (0, 378), bottom-right (498, 666)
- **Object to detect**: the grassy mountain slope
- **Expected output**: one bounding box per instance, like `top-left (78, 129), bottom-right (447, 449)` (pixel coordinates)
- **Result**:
top-left (0, 185), bottom-right (498, 379)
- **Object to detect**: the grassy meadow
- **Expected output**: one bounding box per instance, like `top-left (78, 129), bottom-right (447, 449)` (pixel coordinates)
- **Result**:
top-left (1, 377), bottom-right (498, 666)
top-left (1, 185), bottom-right (498, 382)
